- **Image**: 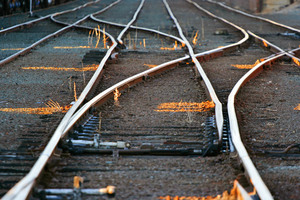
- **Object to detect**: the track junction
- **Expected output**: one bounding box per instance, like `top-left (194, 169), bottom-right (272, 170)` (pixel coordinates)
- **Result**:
top-left (0, 0), bottom-right (299, 199)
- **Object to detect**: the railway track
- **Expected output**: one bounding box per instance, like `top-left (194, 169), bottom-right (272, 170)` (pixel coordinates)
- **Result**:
top-left (0, 0), bottom-right (299, 199)
top-left (197, 0), bottom-right (300, 50)
top-left (0, 0), bottom-right (123, 196)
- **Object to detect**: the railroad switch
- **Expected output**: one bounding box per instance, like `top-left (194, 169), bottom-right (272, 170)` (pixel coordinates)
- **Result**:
top-left (202, 113), bottom-right (234, 156)
top-left (202, 116), bottom-right (220, 156)
top-left (221, 113), bottom-right (234, 153)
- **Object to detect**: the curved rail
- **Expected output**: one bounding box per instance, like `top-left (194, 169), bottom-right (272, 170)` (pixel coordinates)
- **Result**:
top-left (163, 0), bottom-right (223, 140)
top-left (228, 53), bottom-right (285, 200)
top-left (207, 0), bottom-right (300, 34)
top-left (4, 0), bottom-right (278, 198)
top-left (188, 1), bottom-right (300, 198)
top-left (3, 34), bottom-right (254, 199)
top-left (2, 0), bottom-right (144, 199)
top-left (63, 55), bottom-right (188, 134)
top-left (227, 33), bottom-right (300, 200)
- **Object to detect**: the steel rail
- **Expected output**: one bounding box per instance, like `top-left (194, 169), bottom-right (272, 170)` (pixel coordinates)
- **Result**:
top-left (0, 0), bottom-right (99, 34)
top-left (228, 52), bottom-right (285, 200)
top-left (51, 0), bottom-right (183, 47)
top-left (90, 15), bottom-right (185, 44)
top-left (162, 0), bottom-right (223, 141)
top-left (0, 24), bottom-right (69, 67)
top-left (48, 0), bottom-right (120, 135)
top-left (207, 0), bottom-right (300, 34)
top-left (62, 34), bottom-right (257, 137)
top-left (190, 1), bottom-right (296, 199)
top-left (187, 0), bottom-right (297, 66)
top-left (2, 0), bottom-right (148, 198)
top-left (117, 0), bottom-right (145, 45)
top-left (226, 36), bottom-right (300, 200)
top-left (0, 0), bottom-right (103, 67)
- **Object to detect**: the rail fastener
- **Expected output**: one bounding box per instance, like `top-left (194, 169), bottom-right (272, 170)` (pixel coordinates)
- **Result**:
top-left (35, 176), bottom-right (115, 199)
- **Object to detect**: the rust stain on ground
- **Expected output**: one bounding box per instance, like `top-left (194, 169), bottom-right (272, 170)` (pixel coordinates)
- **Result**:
top-left (0, 100), bottom-right (71, 115)
top-left (22, 64), bottom-right (98, 71)
top-left (292, 57), bottom-right (300, 66)
top-left (1, 48), bottom-right (24, 51)
top-left (53, 46), bottom-right (92, 49)
top-left (231, 59), bottom-right (263, 69)
top-left (155, 101), bottom-right (215, 112)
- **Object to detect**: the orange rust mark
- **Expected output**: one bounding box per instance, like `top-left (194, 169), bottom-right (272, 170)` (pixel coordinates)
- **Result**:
top-left (74, 82), bottom-right (77, 102)
top-left (292, 57), bottom-right (300, 66)
top-left (155, 101), bottom-right (215, 112)
top-left (73, 176), bottom-right (84, 189)
top-left (0, 100), bottom-right (71, 115)
top-left (1, 48), bottom-right (24, 51)
top-left (160, 41), bottom-right (182, 50)
top-left (262, 40), bottom-right (268, 47)
top-left (144, 64), bottom-right (157, 68)
top-left (158, 180), bottom-right (256, 200)
top-left (88, 25), bottom-right (103, 48)
top-left (113, 88), bottom-right (121, 106)
top-left (232, 60), bottom-right (261, 69)
top-left (192, 30), bottom-right (199, 45)
top-left (294, 104), bottom-right (300, 110)
top-left (54, 46), bottom-right (92, 49)
top-left (22, 64), bottom-right (98, 71)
